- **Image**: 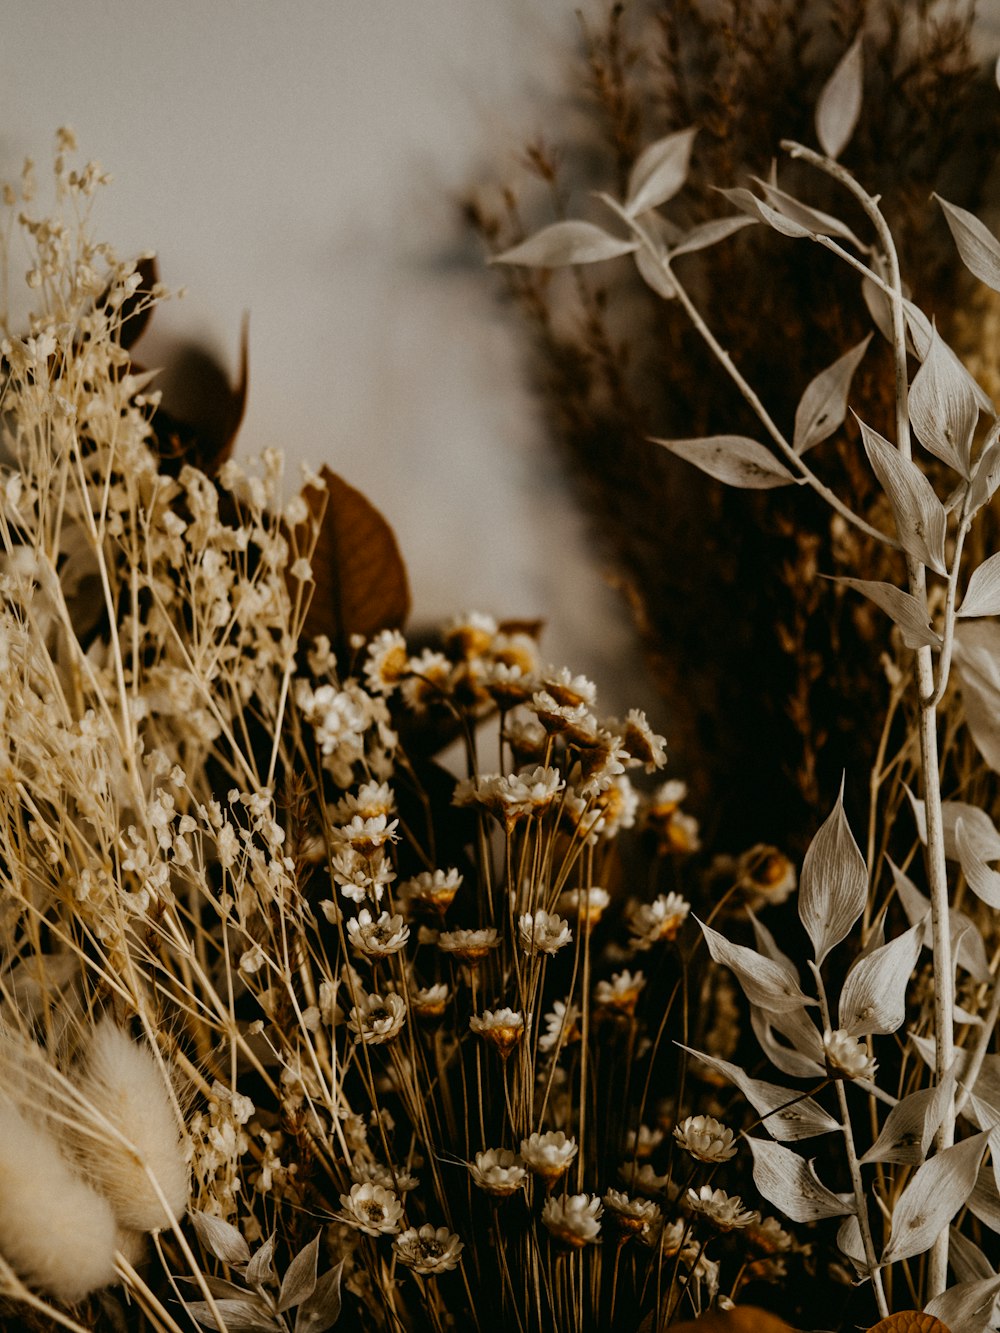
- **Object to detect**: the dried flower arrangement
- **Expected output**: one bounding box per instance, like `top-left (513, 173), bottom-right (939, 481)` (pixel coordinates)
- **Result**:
top-left (8, 25), bottom-right (1000, 1331)
top-left (467, 0), bottom-right (1000, 854)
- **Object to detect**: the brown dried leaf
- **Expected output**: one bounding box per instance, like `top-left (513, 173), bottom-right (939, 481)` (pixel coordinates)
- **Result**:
top-left (865, 1314), bottom-right (950, 1333)
top-left (116, 254), bottom-right (159, 351)
top-left (148, 319), bottom-right (248, 477)
top-left (297, 466), bottom-right (410, 652)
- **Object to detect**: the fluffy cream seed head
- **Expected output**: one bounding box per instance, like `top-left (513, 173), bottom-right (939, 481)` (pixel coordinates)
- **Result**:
top-left (0, 1101), bottom-right (119, 1303)
top-left (71, 1019), bottom-right (189, 1231)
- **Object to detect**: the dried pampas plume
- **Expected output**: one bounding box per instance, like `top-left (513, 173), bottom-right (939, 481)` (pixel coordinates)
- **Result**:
top-left (71, 1019), bottom-right (190, 1232)
top-left (0, 1101), bottom-right (119, 1303)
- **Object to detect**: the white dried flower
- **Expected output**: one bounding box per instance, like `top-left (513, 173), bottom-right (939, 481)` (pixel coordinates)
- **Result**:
top-left (346, 909), bottom-right (410, 958)
top-left (593, 970), bottom-right (646, 1015)
top-left (363, 629), bottom-right (408, 695)
top-left (337, 1181), bottom-right (404, 1235)
top-left (628, 892), bottom-right (690, 950)
top-left (686, 1185), bottom-right (759, 1232)
top-left (437, 927), bottom-right (499, 963)
top-left (347, 992), bottom-right (407, 1046)
top-left (400, 867), bottom-right (462, 914)
top-left (621, 709), bottom-right (668, 771)
top-left (410, 982), bottom-right (450, 1019)
top-left (538, 1000), bottom-right (581, 1053)
top-left (673, 1114), bottom-right (738, 1164)
top-left (557, 885), bottom-right (610, 924)
top-left (468, 1148), bottom-right (527, 1197)
top-left (394, 1224), bottom-right (464, 1275)
top-left (469, 1008), bottom-right (527, 1058)
top-left (0, 1101), bottom-right (118, 1302)
top-left (71, 1019), bottom-right (189, 1230)
top-left (603, 1189), bottom-right (661, 1236)
top-left (520, 1130), bottom-right (577, 1181)
top-left (518, 909), bottom-right (573, 955)
top-left (625, 1123), bottom-right (663, 1159)
top-left (823, 1028), bottom-right (877, 1081)
top-left (541, 1193), bottom-right (603, 1247)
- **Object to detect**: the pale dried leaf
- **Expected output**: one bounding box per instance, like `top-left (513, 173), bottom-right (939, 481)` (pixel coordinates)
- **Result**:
top-left (698, 920), bottom-right (812, 1012)
top-left (955, 818), bottom-right (1000, 910)
top-left (716, 187), bottom-right (812, 239)
top-left (925, 1275), bottom-right (1000, 1333)
top-left (948, 1226), bottom-right (995, 1283)
top-left (859, 419), bottom-right (947, 574)
top-left (816, 35), bottom-right (864, 160)
top-left (837, 1213), bottom-right (866, 1274)
top-left (669, 215), bottom-right (756, 258)
top-left (245, 1235), bottom-right (276, 1291)
top-left (909, 328), bottom-right (978, 476)
top-left (860, 1076), bottom-right (953, 1166)
top-left (798, 787), bottom-right (869, 966)
top-left (953, 621), bottom-right (1000, 773)
top-left (747, 1138), bottom-right (851, 1222)
top-left (183, 1297), bottom-right (282, 1333)
top-left (881, 1131), bottom-right (989, 1265)
top-left (493, 220), bottom-right (638, 267)
top-left (836, 578), bottom-right (941, 651)
top-left (958, 551), bottom-right (1000, 618)
top-left (650, 434), bottom-right (797, 489)
top-left (750, 177), bottom-right (864, 248)
top-left (969, 434), bottom-right (1000, 513)
top-left (891, 858), bottom-right (990, 981)
top-left (747, 910), bottom-right (797, 974)
top-left (907, 793), bottom-right (1000, 863)
top-left (839, 921), bottom-right (923, 1036)
top-left (295, 1259), bottom-right (345, 1333)
top-left (750, 1005), bottom-right (826, 1081)
top-left (634, 244), bottom-right (677, 299)
top-left (936, 195), bottom-right (1000, 294)
top-left (625, 127), bottom-right (698, 216)
top-left (278, 1230), bottom-right (320, 1312)
top-left (794, 337), bottom-right (872, 455)
top-left (192, 1210), bottom-right (251, 1266)
top-left (681, 1047), bottom-right (838, 1140)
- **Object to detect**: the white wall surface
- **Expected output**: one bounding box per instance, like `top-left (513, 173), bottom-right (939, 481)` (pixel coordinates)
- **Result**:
top-left (3, 2), bottom-right (1000, 727)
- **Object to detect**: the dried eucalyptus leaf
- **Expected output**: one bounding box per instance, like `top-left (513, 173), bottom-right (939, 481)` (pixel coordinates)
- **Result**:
top-left (681, 1047), bottom-right (839, 1140)
top-left (192, 1210), bottom-right (251, 1266)
top-left (295, 1259), bottom-right (346, 1333)
top-left (838, 921), bottom-right (924, 1036)
top-left (183, 1297), bottom-right (283, 1333)
top-left (881, 1131), bottom-right (990, 1266)
top-left (493, 221), bottom-right (638, 267)
top-left (794, 337), bottom-right (872, 455)
top-left (669, 215), bottom-right (756, 258)
top-left (858, 419), bottom-right (947, 573)
top-left (958, 552), bottom-right (1000, 618)
top-left (909, 329), bottom-right (978, 476)
top-left (625, 127), bottom-right (698, 216)
top-left (649, 434), bottom-right (797, 489)
top-left (747, 1138), bottom-right (851, 1222)
top-left (798, 787), bottom-right (869, 966)
top-left (836, 578), bottom-right (941, 651)
top-left (815, 34), bottom-right (864, 160)
top-left (278, 1231), bottom-right (321, 1313)
top-left (936, 195), bottom-right (1000, 294)
top-left (924, 1275), bottom-right (1000, 1333)
top-left (698, 920), bottom-right (812, 1012)
top-left (953, 621), bottom-right (1000, 773)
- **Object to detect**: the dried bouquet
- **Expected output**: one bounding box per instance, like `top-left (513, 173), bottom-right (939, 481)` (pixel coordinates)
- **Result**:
top-left (6, 35), bottom-right (1000, 1333)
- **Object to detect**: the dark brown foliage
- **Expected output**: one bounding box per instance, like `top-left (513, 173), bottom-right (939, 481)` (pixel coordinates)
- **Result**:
top-left (468, 0), bottom-right (1000, 851)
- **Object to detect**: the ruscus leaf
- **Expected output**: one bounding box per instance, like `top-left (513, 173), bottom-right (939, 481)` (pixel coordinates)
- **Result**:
top-left (815, 35), bottom-right (864, 160)
top-left (278, 1230), bottom-right (320, 1312)
top-left (295, 1259), bottom-right (346, 1333)
top-left (936, 195), bottom-right (1000, 294)
top-left (794, 337), bottom-right (871, 455)
top-left (625, 127), bottom-right (698, 216)
top-left (680, 1047), bottom-right (839, 1140)
top-left (697, 919), bottom-right (812, 1012)
top-left (924, 1274), bottom-right (1000, 1332)
top-left (798, 786), bottom-right (869, 966)
top-left (747, 1137), bottom-right (851, 1222)
top-left (493, 220), bottom-right (639, 267)
top-left (838, 920), bottom-right (924, 1036)
top-left (959, 551), bottom-right (1000, 617)
top-left (881, 1131), bottom-right (989, 1265)
top-left (953, 621), bottom-right (1000, 773)
top-left (859, 1076), bottom-right (953, 1166)
top-left (858, 419), bottom-right (947, 574)
top-left (836, 578), bottom-right (941, 650)
top-left (669, 214), bottom-right (756, 258)
top-left (192, 1209), bottom-right (251, 1266)
top-left (650, 434), bottom-right (797, 489)
top-left (908, 328), bottom-right (978, 477)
